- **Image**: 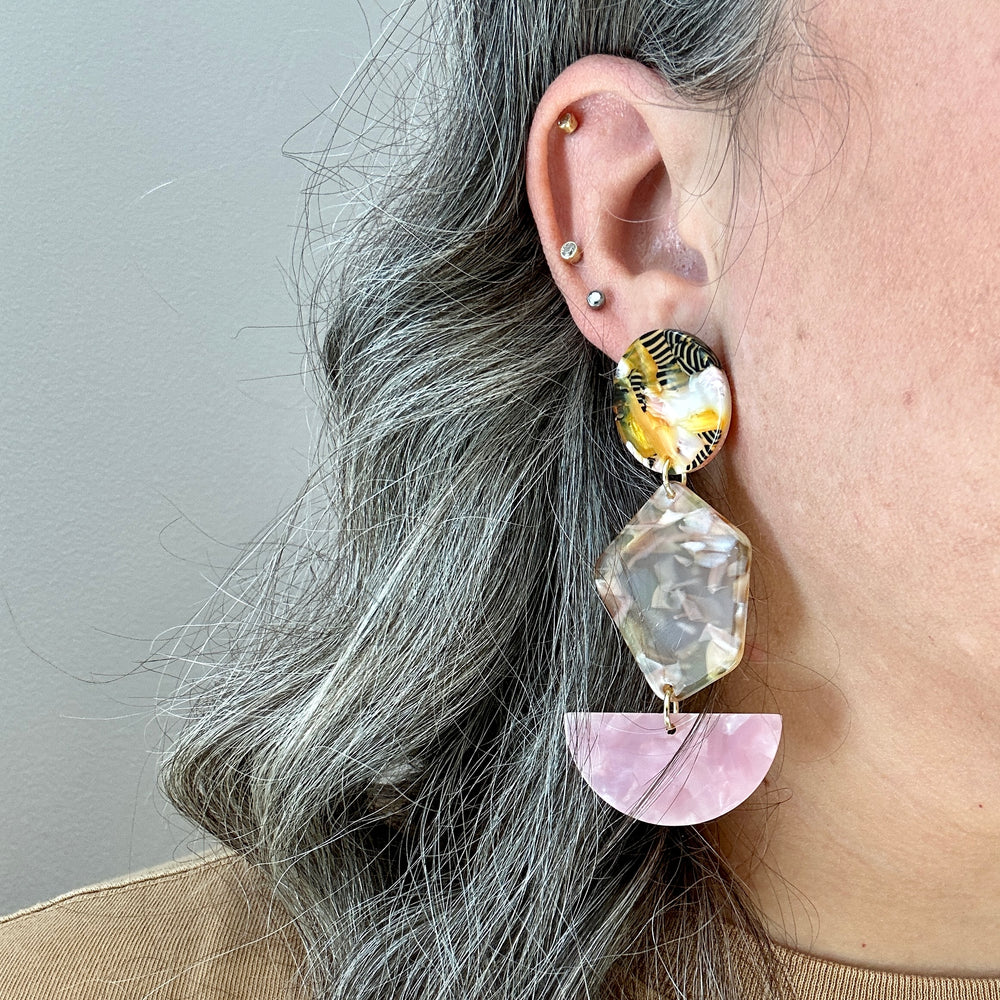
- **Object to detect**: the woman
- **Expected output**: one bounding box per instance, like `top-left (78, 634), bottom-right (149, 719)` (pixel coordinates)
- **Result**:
top-left (3, 0), bottom-right (999, 997)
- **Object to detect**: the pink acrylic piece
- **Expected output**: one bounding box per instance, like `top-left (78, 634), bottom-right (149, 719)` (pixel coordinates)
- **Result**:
top-left (564, 712), bottom-right (781, 826)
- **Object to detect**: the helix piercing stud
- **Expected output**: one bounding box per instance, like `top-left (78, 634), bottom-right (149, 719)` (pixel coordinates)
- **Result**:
top-left (556, 111), bottom-right (578, 134)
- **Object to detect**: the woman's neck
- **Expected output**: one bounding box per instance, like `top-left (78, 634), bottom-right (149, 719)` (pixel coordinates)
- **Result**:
top-left (718, 606), bottom-right (1000, 977)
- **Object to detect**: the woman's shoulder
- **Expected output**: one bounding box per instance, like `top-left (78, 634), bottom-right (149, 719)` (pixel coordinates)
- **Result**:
top-left (0, 846), bottom-right (309, 999)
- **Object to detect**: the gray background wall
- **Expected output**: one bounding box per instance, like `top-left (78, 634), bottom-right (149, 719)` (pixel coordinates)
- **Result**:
top-left (2, 0), bottom-right (377, 914)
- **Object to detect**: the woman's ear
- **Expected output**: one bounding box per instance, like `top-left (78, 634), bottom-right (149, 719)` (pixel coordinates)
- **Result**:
top-left (525, 55), bottom-right (735, 361)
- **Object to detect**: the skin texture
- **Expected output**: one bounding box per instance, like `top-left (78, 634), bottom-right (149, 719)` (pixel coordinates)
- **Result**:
top-left (526, 1), bottom-right (1000, 977)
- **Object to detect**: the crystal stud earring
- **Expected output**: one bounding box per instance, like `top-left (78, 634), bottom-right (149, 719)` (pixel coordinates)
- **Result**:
top-left (560, 241), bottom-right (583, 264)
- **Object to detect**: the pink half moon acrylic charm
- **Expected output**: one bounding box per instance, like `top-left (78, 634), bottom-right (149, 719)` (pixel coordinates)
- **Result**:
top-left (564, 712), bottom-right (781, 826)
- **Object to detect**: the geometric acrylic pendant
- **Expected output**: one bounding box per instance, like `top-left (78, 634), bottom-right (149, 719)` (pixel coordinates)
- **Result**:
top-left (569, 486), bottom-right (779, 826)
top-left (564, 712), bottom-right (781, 826)
top-left (595, 482), bottom-right (751, 701)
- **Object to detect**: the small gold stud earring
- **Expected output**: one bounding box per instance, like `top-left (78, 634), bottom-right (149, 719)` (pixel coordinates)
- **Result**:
top-left (556, 111), bottom-right (578, 134)
top-left (559, 241), bottom-right (583, 264)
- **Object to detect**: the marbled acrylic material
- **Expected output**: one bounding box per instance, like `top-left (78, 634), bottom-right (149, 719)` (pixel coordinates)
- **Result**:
top-left (595, 482), bottom-right (751, 701)
top-left (564, 712), bottom-right (781, 825)
top-left (613, 328), bottom-right (731, 477)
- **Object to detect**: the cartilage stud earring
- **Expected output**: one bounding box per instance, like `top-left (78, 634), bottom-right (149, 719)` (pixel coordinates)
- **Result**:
top-left (559, 241), bottom-right (583, 264)
top-left (557, 111), bottom-right (578, 133)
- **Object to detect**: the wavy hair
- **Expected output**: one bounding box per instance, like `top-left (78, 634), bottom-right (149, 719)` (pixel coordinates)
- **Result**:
top-left (159, 1), bottom-right (804, 997)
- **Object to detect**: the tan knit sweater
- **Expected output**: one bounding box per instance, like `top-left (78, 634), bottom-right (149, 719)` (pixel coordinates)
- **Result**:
top-left (0, 848), bottom-right (996, 999)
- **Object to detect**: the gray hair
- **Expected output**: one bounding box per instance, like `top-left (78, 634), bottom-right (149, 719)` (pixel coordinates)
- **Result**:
top-left (159, 1), bottom-right (806, 997)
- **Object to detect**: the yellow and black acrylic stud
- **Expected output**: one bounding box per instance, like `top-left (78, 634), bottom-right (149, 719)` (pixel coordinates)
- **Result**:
top-left (612, 328), bottom-right (731, 478)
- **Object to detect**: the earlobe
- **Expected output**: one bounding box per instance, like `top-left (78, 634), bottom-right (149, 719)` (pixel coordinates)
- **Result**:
top-left (525, 55), bottom-right (734, 361)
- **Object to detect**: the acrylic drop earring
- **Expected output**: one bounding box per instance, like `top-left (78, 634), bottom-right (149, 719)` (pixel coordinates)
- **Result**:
top-left (565, 328), bottom-right (781, 826)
